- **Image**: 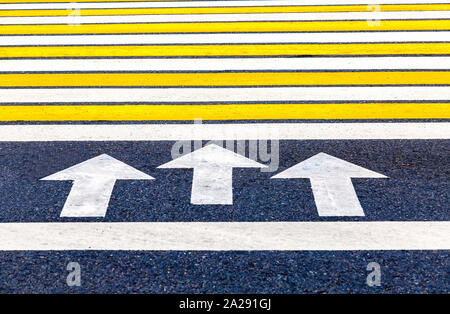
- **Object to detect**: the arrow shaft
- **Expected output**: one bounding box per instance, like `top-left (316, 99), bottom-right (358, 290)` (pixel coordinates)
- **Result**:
top-left (309, 177), bottom-right (365, 216)
top-left (191, 167), bottom-right (233, 205)
top-left (60, 178), bottom-right (117, 217)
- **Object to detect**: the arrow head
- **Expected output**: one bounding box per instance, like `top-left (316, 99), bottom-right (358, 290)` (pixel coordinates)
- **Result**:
top-left (272, 152), bottom-right (387, 179)
top-left (158, 144), bottom-right (267, 169)
top-left (41, 154), bottom-right (154, 181)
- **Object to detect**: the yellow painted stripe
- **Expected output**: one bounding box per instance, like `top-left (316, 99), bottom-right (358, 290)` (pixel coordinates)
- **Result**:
top-left (1, 72), bottom-right (449, 87)
top-left (2, 43), bottom-right (450, 58)
top-left (2, 4), bottom-right (450, 17)
top-left (0, 103), bottom-right (448, 121)
top-left (1, 20), bottom-right (450, 35)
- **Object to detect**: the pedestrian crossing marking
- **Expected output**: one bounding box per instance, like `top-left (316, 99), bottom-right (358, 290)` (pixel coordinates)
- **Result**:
top-left (0, 103), bottom-right (448, 121)
top-left (0, 123), bottom-right (447, 141)
top-left (1, 0), bottom-right (449, 123)
top-left (0, 0), bottom-right (448, 295)
top-left (0, 222), bottom-right (448, 251)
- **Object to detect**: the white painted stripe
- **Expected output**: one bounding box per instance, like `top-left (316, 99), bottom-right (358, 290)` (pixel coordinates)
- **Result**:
top-left (0, 123), bottom-right (448, 141)
top-left (2, 11), bottom-right (450, 24)
top-left (1, 57), bottom-right (449, 72)
top-left (1, 1), bottom-right (449, 10)
top-left (0, 222), bottom-right (448, 250)
top-left (0, 87), bottom-right (448, 103)
top-left (3, 32), bottom-right (450, 46)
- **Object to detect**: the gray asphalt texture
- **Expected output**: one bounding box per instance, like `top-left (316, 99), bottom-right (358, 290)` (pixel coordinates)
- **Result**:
top-left (0, 138), bottom-right (448, 293)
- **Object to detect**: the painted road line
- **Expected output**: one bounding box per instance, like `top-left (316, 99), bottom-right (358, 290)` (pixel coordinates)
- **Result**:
top-left (41, 151), bottom-right (384, 214)
top-left (0, 72), bottom-right (448, 87)
top-left (2, 21), bottom-right (450, 35)
top-left (0, 123), bottom-right (448, 142)
top-left (2, 32), bottom-right (450, 46)
top-left (158, 145), bottom-right (267, 205)
top-left (5, 141), bottom-right (448, 221)
top-left (2, 43), bottom-right (450, 58)
top-left (1, 104), bottom-right (449, 121)
top-left (2, 4), bottom-right (450, 17)
top-left (4, 11), bottom-right (450, 24)
top-left (272, 152), bottom-right (387, 216)
top-left (1, 87), bottom-right (449, 103)
top-left (2, 1), bottom-right (450, 10)
top-left (1, 57), bottom-right (450, 72)
top-left (0, 222), bottom-right (448, 251)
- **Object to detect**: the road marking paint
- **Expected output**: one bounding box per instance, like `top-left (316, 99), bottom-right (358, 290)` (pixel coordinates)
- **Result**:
top-left (158, 144), bottom-right (267, 205)
top-left (0, 72), bottom-right (448, 87)
top-left (2, 43), bottom-right (449, 58)
top-left (41, 154), bottom-right (154, 217)
top-left (3, 32), bottom-right (450, 46)
top-left (272, 153), bottom-right (387, 217)
top-left (0, 123), bottom-right (447, 142)
top-left (1, 57), bottom-right (449, 71)
top-left (0, 87), bottom-right (448, 103)
top-left (0, 103), bottom-right (448, 121)
top-left (2, 4), bottom-right (450, 17)
top-left (0, 221), bottom-right (448, 250)
top-left (4, 11), bottom-right (450, 24)
top-left (1, 21), bottom-right (450, 35)
top-left (2, 1), bottom-right (450, 10)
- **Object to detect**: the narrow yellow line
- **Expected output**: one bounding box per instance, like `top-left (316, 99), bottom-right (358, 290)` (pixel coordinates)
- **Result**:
top-left (2, 4), bottom-right (450, 17)
top-left (0, 103), bottom-right (448, 121)
top-left (1, 72), bottom-right (449, 86)
top-left (2, 43), bottom-right (450, 58)
top-left (1, 20), bottom-right (449, 35)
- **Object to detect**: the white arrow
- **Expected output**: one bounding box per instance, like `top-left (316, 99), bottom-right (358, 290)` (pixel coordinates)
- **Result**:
top-left (41, 154), bottom-right (154, 217)
top-left (158, 144), bottom-right (267, 205)
top-left (272, 152), bottom-right (387, 216)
